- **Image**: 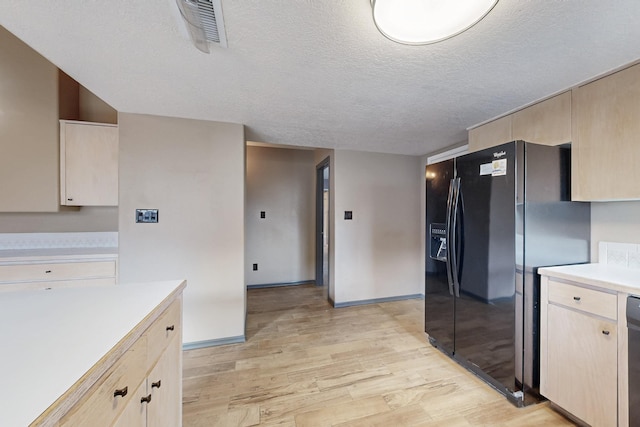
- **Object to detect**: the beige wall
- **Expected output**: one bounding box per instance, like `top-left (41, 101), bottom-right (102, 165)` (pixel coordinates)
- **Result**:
top-left (118, 113), bottom-right (245, 345)
top-left (245, 146), bottom-right (315, 285)
top-left (0, 207), bottom-right (118, 233)
top-left (332, 150), bottom-right (423, 304)
top-left (590, 201), bottom-right (640, 261)
top-left (79, 86), bottom-right (118, 124)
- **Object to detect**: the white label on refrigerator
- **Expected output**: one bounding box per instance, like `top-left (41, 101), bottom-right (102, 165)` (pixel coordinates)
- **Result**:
top-left (492, 159), bottom-right (507, 176)
top-left (480, 163), bottom-right (493, 176)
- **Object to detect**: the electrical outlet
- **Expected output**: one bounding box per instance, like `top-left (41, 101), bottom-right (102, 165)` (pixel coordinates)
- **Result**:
top-left (260, 211), bottom-right (266, 219)
top-left (344, 211), bottom-right (353, 220)
top-left (252, 263), bottom-right (258, 271)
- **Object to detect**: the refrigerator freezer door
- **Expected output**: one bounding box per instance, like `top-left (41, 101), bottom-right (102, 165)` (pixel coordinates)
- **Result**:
top-left (425, 159), bottom-right (455, 354)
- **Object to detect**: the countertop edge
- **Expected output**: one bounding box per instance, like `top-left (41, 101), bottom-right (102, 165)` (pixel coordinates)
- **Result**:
top-left (539, 264), bottom-right (640, 296)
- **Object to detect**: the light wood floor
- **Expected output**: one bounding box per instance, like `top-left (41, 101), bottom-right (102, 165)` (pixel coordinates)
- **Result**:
top-left (182, 284), bottom-right (574, 426)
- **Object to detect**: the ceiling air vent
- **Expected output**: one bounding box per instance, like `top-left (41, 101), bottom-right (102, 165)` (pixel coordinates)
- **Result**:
top-left (176, 0), bottom-right (228, 53)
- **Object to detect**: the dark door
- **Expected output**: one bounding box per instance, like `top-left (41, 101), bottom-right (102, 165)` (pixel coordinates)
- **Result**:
top-left (315, 157), bottom-right (330, 288)
top-left (425, 159), bottom-right (455, 354)
top-left (453, 142), bottom-right (518, 393)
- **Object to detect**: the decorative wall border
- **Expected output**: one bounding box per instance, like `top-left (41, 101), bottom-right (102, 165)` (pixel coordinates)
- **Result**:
top-left (0, 232), bottom-right (118, 250)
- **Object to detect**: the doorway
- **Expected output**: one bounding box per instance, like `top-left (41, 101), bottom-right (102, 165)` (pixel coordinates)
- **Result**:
top-left (315, 157), bottom-right (330, 288)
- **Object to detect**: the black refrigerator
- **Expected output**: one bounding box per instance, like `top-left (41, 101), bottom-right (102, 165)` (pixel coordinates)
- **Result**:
top-left (425, 141), bottom-right (590, 406)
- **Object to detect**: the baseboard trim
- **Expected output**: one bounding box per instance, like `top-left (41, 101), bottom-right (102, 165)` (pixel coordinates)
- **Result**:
top-left (247, 280), bottom-right (315, 289)
top-left (182, 335), bottom-right (245, 350)
top-left (333, 293), bottom-right (424, 308)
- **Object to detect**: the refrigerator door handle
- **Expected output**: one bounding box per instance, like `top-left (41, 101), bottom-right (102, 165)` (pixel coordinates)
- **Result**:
top-left (445, 178), bottom-right (456, 296)
top-left (451, 177), bottom-right (461, 298)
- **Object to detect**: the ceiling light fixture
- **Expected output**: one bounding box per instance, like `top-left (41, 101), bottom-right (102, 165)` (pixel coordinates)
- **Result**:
top-left (371, 0), bottom-right (498, 45)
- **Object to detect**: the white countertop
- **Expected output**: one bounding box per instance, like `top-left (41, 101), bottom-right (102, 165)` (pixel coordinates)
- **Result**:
top-left (0, 247), bottom-right (118, 263)
top-left (539, 263), bottom-right (640, 295)
top-left (0, 280), bottom-right (185, 426)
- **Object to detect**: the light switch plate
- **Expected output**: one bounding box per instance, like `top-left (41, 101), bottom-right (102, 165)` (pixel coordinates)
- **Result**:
top-left (136, 209), bottom-right (159, 223)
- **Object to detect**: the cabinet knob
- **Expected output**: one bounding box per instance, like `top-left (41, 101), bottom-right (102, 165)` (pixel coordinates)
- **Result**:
top-left (573, 296), bottom-right (581, 301)
top-left (602, 330), bottom-right (610, 336)
top-left (166, 325), bottom-right (175, 331)
top-left (151, 380), bottom-right (161, 389)
top-left (114, 386), bottom-right (128, 398)
top-left (141, 394), bottom-right (152, 404)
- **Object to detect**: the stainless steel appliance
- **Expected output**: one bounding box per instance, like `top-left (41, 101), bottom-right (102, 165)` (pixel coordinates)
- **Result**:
top-left (425, 141), bottom-right (590, 406)
top-left (627, 296), bottom-right (640, 423)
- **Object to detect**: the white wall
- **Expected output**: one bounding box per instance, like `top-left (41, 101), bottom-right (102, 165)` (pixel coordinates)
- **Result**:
top-left (245, 146), bottom-right (315, 285)
top-left (118, 113), bottom-right (245, 345)
top-left (332, 150), bottom-right (423, 304)
top-left (590, 201), bottom-right (640, 261)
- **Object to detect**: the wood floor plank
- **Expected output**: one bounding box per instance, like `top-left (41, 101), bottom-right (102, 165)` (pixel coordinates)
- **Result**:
top-left (293, 395), bottom-right (391, 427)
top-left (333, 403), bottom-right (433, 427)
top-left (183, 284), bottom-right (575, 426)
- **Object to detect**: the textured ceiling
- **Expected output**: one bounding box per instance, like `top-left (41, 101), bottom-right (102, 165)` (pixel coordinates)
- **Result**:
top-left (2, 1), bottom-right (640, 156)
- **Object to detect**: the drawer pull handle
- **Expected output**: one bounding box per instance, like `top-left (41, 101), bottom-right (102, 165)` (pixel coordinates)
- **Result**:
top-left (602, 330), bottom-right (610, 336)
top-left (114, 387), bottom-right (128, 398)
top-left (141, 394), bottom-right (152, 404)
top-left (67, 198), bottom-right (73, 201)
top-left (573, 296), bottom-right (581, 301)
top-left (152, 380), bottom-right (161, 389)
top-left (166, 325), bottom-right (175, 331)
top-left (45, 270), bottom-right (52, 274)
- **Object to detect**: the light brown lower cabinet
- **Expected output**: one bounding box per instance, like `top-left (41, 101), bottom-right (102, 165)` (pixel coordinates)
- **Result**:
top-left (0, 259), bottom-right (117, 292)
top-left (57, 298), bottom-right (182, 426)
top-left (540, 279), bottom-right (618, 427)
top-left (113, 334), bottom-right (181, 427)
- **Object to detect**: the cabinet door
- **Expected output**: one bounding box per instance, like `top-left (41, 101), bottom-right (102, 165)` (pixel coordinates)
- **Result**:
top-left (512, 92), bottom-right (571, 146)
top-left (0, 27), bottom-right (60, 212)
top-left (60, 121), bottom-right (118, 206)
top-left (545, 304), bottom-right (617, 427)
top-left (113, 380), bottom-right (147, 427)
top-left (468, 115), bottom-right (512, 152)
top-left (147, 335), bottom-right (182, 426)
top-left (572, 63), bottom-right (640, 201)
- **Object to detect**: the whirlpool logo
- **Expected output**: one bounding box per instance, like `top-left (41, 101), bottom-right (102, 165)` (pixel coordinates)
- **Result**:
top-left (493, 151), bottom-right (506, 159)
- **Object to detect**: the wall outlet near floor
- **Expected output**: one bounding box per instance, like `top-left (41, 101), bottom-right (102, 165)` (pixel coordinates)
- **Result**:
top-left (253, 263), bottom-right (258, 271)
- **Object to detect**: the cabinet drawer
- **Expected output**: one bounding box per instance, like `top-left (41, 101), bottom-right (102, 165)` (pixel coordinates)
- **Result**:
top-left (60, 335), bottom-right (148, 426)
top-left (0, 277), bottom-right (115, 293)
top-left (0, 261), bottom-right (115, 283)
top-left (547, 280), bottom-right (617, 320)
top-left (146, 299), bottom-right (181, 366)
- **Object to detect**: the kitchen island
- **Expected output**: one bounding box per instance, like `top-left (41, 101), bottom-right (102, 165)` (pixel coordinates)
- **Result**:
top-left (0, 279), bottom-right (186, 426)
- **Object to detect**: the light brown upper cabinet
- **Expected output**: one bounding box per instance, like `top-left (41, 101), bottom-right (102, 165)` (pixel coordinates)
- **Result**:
top-left (468, 115), bottom-right (512, 152)
top-left (512, 92), bottom-right (571, 146)
top-left (60, 120), bottom-right (118, 206)
top-left (469, 92), bottom-right (572, 153)
top-left (572, 63), bottom-right (640, 201)
top-left (0, 27), bottom-right (60, 212)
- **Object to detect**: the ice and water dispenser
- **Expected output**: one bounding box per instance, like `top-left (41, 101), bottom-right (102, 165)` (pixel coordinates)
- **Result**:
top-left (429, 223), bottom-right (447, 261)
